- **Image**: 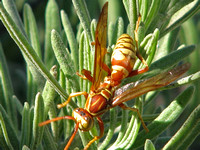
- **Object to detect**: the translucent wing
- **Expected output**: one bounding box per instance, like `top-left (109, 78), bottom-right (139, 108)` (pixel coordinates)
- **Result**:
top-left (91, 2), bottom-right (108, 90)
top-left (112, 63), bottom-right (190, 106)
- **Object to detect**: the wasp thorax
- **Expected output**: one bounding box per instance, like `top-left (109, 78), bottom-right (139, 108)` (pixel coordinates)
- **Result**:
top-left (72, 108), bottom-right (94, 131)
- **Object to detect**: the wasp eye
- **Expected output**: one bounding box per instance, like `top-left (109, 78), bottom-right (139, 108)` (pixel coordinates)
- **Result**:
top-left (80, 111), bottom-right (86, 116)
top-left (72, 108), bottom-right (94, 131)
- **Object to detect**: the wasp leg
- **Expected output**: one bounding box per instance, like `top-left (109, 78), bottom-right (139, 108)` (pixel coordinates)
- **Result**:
top-left (129, 14), bottom-right (149, 77)
top-left (76, 72), bottom-right (88, 80)
top-left (128, 51), bottom-right (149, 77)
top-left (102, 63), bottom-right (111, 75)
top-left (76, 69), bottom-right (93, 82)
top-left (57, 92), bottom-right (88, 109)
top-left (84, 117), bottom-right (104, 150)
top-left (119, 103), bottom-right (149, 133)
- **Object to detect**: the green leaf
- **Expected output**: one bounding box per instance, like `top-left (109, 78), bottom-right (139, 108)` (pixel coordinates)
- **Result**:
top-left (124, 99), bottom-right (144, 149)
top-left (144, 139), bottom-right (156, 150)
top-left (78, 32), bottom-right (85, 92)
top-left (83, 31), bottom-right (92, 75)
top-left (44, 0), bottom-right (61, 69)
top-left (61, 10), bottom-right (79, 71)
top-left (42, 66), bottom-right (58, 140)
top-left (108, 17), bottom-right (124, 46)
top-left (90, 19), bottom-right (96, 42)
top-left (72, 0), bottom-right (92, 42)
top-left (155, 27), bottom-right (181, 60)
top-left (128, 0), bottom-right (138, 36)
top-left (31, 93), bottom-right (45, 150)
top-left (163, 104), bottom-right (200, 150)
top-left (133, 86), bottom-right (195, 148)
top-left (21, 102), bottom-right (30, 148)
top-left (140, 0), bottom-right (149, 22)
top-left (111, 109), bottom-right (129, 146)
top-left (83, 33), bottom-right (92, 93)
top-left (99, 108), bottom-right (117, 150)
top-left (22, 145), bottom-right (30, 150)
top-left (0, 2), bottom-right (75, 107)
top-left (160, 0), bottom-right (200, 37)
top-left (43, 127), bottom-right (57, 150)
top-left (23, 4), bottom-right (42, 58)
top-left (23, 3), bottom-right (44, 102)
top-left (12, 95), bottom-right (23, 115)
top-left (108, 22), bottom-right (114, 47)
top-left (108, 98), bottom-right (143, 149)
top-left (0, 109), bottom-right (14, 150)
top-left (149, 45), bottom-right (195, 71)
top-left (0, 43), bottom-right (13, 119)
top-left (2, 0), bottom-right (26, 36)
top-left (51, 29), bottom-right (80, 95)
top-left (42, 66), bottom-right (57, 116)
top-left (135, 28), bottom-right (160, 69)
top-left (144, 0), bottom-right (161, 31)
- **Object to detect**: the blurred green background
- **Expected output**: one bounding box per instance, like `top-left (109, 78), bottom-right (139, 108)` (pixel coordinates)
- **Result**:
top-left (0, 0), bottom-right (199, 149)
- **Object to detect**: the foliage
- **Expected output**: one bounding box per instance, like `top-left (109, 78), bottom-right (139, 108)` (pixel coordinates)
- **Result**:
top-left (0, 0), bottom-right (200, 150)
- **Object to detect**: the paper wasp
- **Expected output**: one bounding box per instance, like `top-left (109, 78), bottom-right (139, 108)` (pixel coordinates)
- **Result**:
top-left (39, 2), bottom-right (190, 150)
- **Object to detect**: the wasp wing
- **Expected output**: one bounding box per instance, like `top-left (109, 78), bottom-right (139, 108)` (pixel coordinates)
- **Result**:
top-left (112, 63), bottom-right (190, 106)
top-left (91, 2), bottom-right (108, 90)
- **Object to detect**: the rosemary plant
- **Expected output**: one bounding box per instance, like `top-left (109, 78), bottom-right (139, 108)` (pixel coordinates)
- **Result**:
top-left (0, 0), bottom-right (200, 150)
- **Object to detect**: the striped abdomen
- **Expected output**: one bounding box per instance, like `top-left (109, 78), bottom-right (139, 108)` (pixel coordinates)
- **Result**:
top-left (111, 34), bottom-right (137, 82)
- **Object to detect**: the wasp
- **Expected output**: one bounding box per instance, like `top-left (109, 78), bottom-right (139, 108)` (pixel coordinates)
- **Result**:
top-left (39, 2), bottom-right (190, 150)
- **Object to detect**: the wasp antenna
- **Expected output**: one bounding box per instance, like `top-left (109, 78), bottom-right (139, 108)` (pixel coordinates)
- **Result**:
top-left (39, 116), bottom-right (76, 126)
top-left (64, 122), bottom-right (79, 150)
top-left (138, 13), bottom-right (141, 18)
